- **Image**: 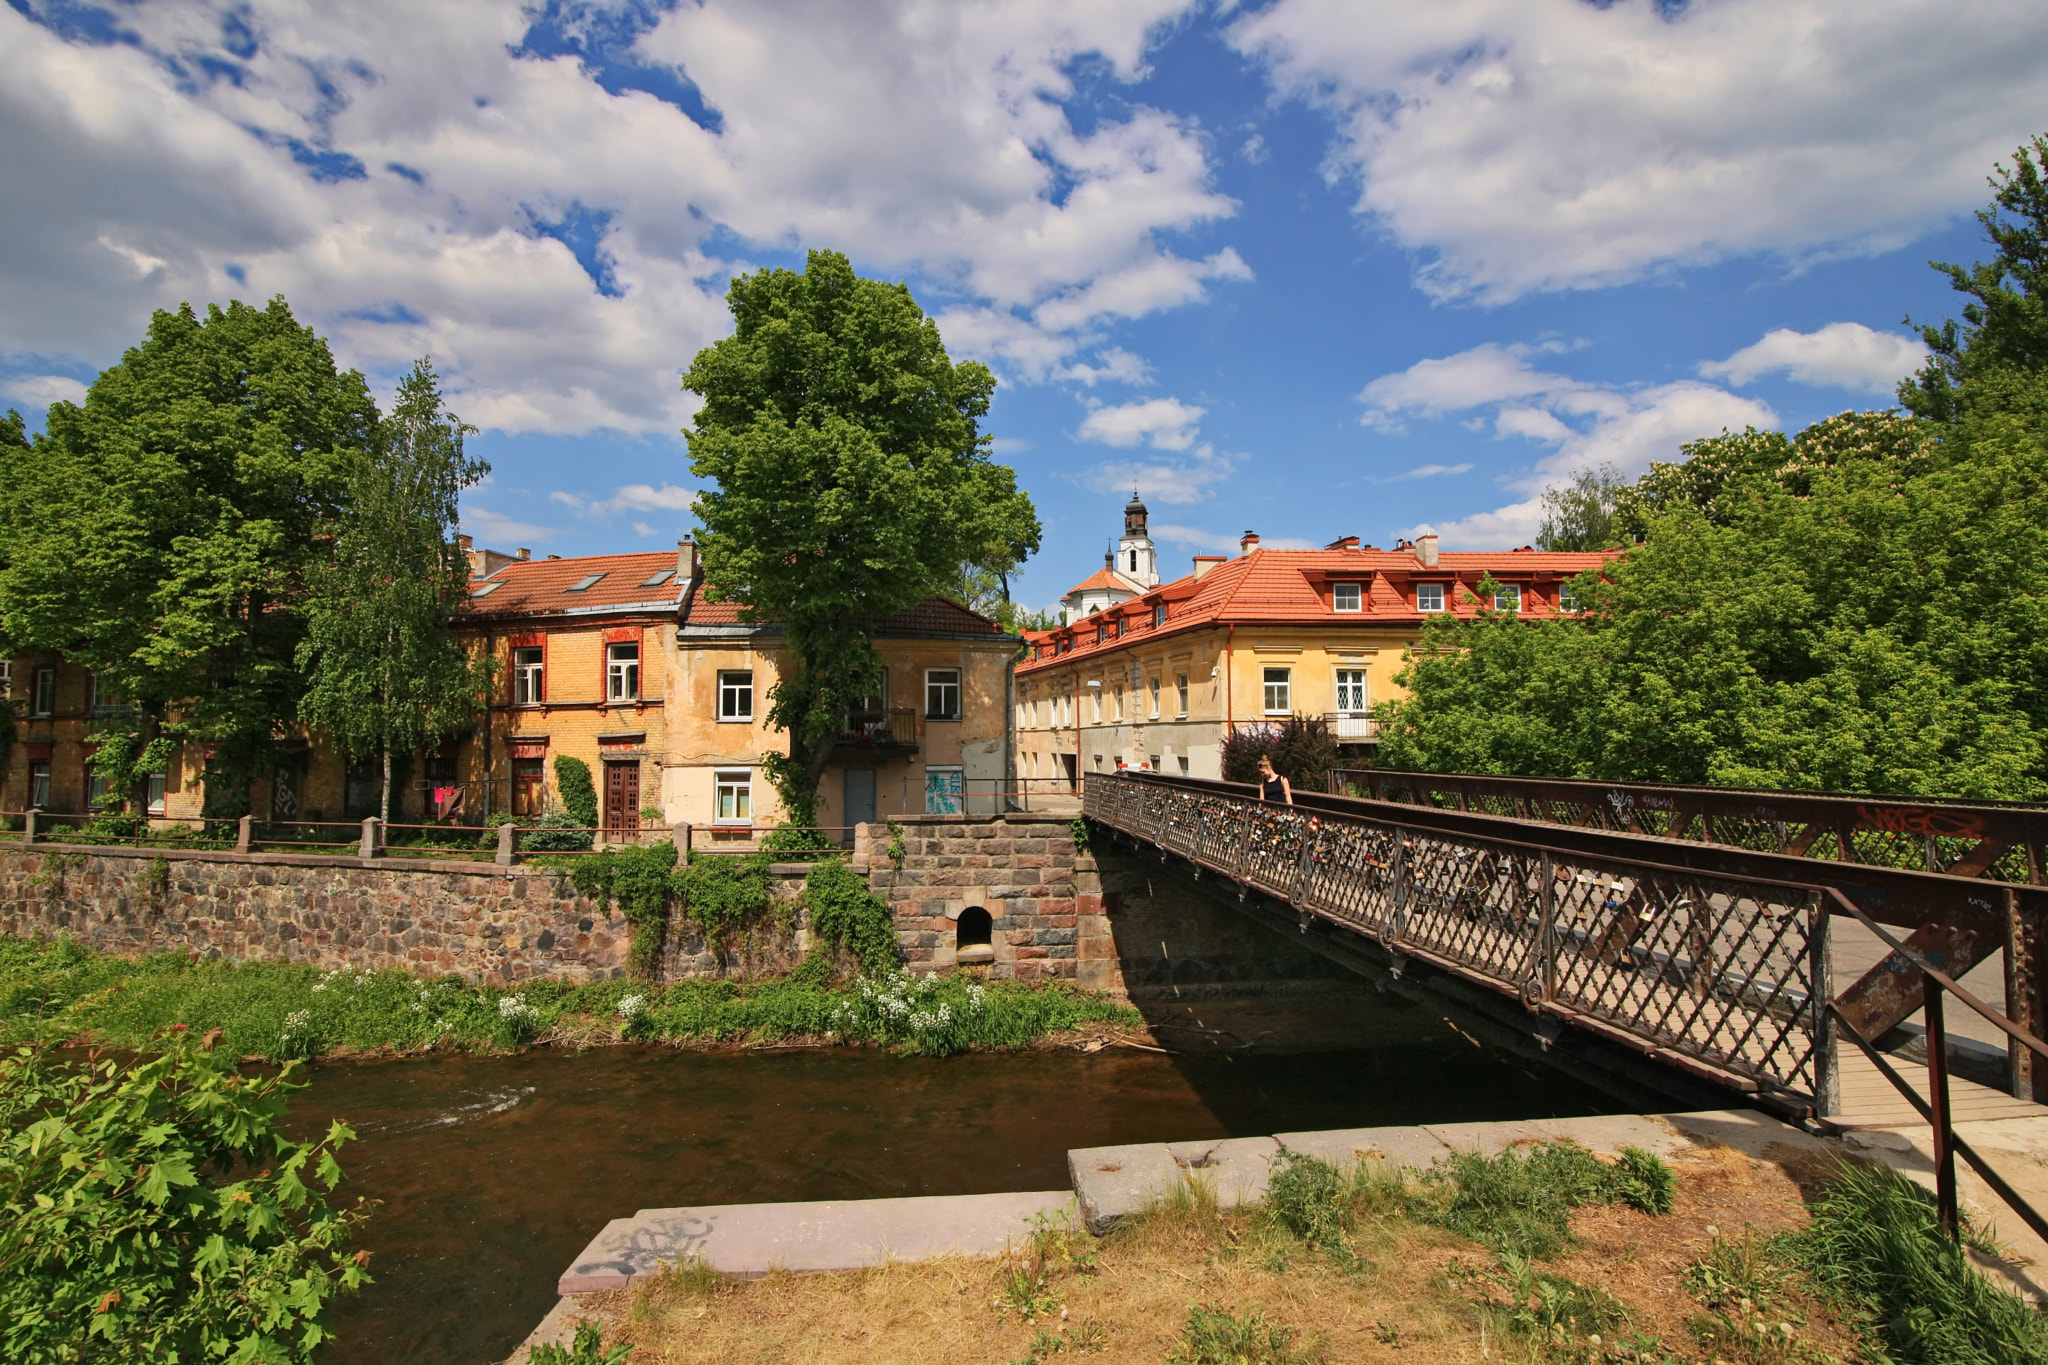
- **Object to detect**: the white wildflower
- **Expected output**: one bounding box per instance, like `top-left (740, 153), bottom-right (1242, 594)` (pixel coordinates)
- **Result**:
top-left (616, 994), bottom-right (647, 1021)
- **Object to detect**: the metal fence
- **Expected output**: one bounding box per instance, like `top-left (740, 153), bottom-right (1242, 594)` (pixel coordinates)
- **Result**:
top-left (1087, 771), bottom-right (1828, 1107)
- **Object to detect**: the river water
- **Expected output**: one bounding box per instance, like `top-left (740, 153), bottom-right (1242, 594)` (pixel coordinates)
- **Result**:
top-left (288, 994), bottom-right (1619, 1364)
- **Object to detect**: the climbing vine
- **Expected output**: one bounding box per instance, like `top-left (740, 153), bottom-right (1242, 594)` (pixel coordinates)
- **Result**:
top-left (674, 852), bottom-right (773, 940)
top-left (802, 857), bottom-right (898, 976)
top-left (552, 842), bottom-right (679, 975)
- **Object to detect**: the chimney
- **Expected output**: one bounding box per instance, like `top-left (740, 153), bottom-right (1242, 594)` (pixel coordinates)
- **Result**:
top-left (1239, 531), bottom-right (1260, 556)
top-left (1192, 555), bottom-right (1225, 580)
top-left (1416, 533), bottom-right (1439, 568)
top-left (1326, 535), bottom-right (1360, 551)
top-left (546, 554), bottom-right (561, 560)
top-left (458, 533), bottom-right (478, 576)
top-left (677, 537), bottom-right (699, 584)
top-left (515, 547), bottom-right (530, 561)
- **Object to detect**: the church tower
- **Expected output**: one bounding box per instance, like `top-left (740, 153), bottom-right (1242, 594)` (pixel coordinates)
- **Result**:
top-left (1117, 489), bottom-right (1158, 588)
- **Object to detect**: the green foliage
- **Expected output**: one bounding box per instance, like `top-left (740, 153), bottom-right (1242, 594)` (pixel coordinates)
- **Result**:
top-left (0, 298), bottom-right (379, 813)
top-left (0, 1030), bottom-right (369, 1364)
top-left (1538, 462), bottom-right (1626, 550)
top-left (1408, 1141), bottom-right (1675, 1260)
top-left (1219, 714), bottom-right (1338, 791)
top-left (802, 856), bottom-right (899, 975)
top-left (682, 248), bottom-right (1039, 808)
top-left (1166, 1305), bottom-right (1316, 1365)
top-left (1786, 1160), bottom-right (2048, 1365)
top-left (528, 1319), bottom-right (632, 1365)
top-left (760, 820), bottom-right (835, 855)
top-left (675, 851), bottom-right (772, 940)
top-left (1460, 1251), bottom-right (1633, 1364)
top-left (555, 843), bottom-right (683, 975)
top-left (297, 357), bottom-right (489, 823)
top-left (554, 755), bottom-right (598, 831)
top-left (521, 810), bottom-right (594, 853)
top-left (1264, 1148), bottom-right (1361, 1268)
top-left (1901, 133), bottom-right (2048, 424)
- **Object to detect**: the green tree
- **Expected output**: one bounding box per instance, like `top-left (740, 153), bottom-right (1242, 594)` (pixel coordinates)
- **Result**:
top-left (1900, 133), bottom-right (2048, 423)
top-left (1535, 462), bottom-right (1624, 550)
top-left (297, 358), bottom-right (489, 823)
top-left (0, 1029), bottom-right (369, 1364)
top-left (0, 299), bottom-right (378, 815)
top-left (682, 249), bottom-right (1038, 825)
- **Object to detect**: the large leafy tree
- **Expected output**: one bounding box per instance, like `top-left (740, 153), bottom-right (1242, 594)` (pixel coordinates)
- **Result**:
top-left (0, 299), bottom-right (377, 814)
top-left (682, 249), bottom-right (1040, 826)
top-left (297, 359), bottom-right (489, 823)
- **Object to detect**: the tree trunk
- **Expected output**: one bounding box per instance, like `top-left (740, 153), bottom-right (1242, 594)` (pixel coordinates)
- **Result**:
top-left (380, 738), bottom-right (392, 826)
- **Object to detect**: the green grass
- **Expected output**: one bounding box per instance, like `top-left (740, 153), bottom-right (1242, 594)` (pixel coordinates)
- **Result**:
top-left (0, 936), bottom-right (1140, 1063)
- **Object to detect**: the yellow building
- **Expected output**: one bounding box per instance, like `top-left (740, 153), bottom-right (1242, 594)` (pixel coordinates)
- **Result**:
top-left (1015, 527), bottom-right (1613, 787)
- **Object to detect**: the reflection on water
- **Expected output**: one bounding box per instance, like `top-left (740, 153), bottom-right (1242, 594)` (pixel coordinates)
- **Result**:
top-left (289, 1002), bottom-right (1618, 1364)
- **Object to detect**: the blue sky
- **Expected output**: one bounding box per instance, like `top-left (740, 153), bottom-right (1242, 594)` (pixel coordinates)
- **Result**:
top-left (2, 0), bottom-right (2040, 616)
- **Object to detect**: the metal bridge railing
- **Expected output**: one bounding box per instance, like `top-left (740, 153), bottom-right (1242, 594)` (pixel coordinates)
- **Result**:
top-left (1332, 767), bottom-right (2048, 886)
top-left (1088, 771), bottom-right (1830, 1107)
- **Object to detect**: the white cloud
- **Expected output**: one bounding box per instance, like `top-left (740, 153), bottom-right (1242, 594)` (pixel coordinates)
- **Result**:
top-left (553, 481), bottom-right (699, 518)
top-left (1234, 0), bottom-right (2048, 302)
top-left (1054, 347), bottom-right (1153, 386)
top-left (1076, 396), bottom-right (1206, 449)
top-left (1365, 340), bottom-right (1777, 547)
top-left (461, 505), bottom-right (557, 546)
top-left (1391, 462), bottom-right (1473, 480)
top-left (0, 373), bottom-right (87, 408)
top-left (0, 0), bottom-right (1238, 432)
top-left (1152, 523), bottom-right (1317, 554)
top-left (1699, 321), bottom-right (1929, 393)
top-left (1080, 445), bottom-right (1234, 505)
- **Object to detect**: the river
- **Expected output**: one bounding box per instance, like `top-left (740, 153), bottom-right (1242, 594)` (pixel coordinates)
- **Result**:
top-left (286, 991), bottom-right (1620, 1364)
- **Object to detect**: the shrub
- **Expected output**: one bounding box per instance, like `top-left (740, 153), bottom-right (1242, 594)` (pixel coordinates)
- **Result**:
top-left (0, 1030), bottom-right (370, 1364)
top-left (521, 809), bottom-right (593, 853)
top-left (1265, 1147), bottom-right (1360, 1267)
top-left (1220, 714), bottom-right (1337, 792)
top-left (475, 811), bottom-right (518, 850)
top-left (529, 1318), bottom-right (632, 1364)
top-left (1411, 1141), bottom-right (1676, 1260)
top-left (555, 843), bottom-right (681, 974)
top-left (675, 852), bottom-right (772, 941)
top-left (803, 857), bottom-right (899, 975)
top-left (553, 754), bottom-right (598, 830)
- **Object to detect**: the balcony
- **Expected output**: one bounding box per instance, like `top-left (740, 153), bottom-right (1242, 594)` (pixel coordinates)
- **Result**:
top-left (1324, 711), bottom-right (1379, 743)
top-left (840, 707), bottom-right (918, 752)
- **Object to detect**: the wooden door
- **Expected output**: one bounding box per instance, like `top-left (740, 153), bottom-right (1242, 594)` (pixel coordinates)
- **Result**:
top-left (604, 761), bottom-right (640, 838)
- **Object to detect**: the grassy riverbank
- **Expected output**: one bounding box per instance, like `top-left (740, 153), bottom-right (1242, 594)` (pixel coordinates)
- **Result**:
top-left (563, 1140), bottom-right (2046, 1365)
top-left (0, 937), bottom-right (1141, 1061)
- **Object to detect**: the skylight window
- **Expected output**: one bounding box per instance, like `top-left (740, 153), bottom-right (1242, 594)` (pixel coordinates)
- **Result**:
top-left (566, 573), bottom-right (606, 592)
top-left (638, 568), bottom-right (676, 588)
top-left (470, 581), bottom-right (503, 598)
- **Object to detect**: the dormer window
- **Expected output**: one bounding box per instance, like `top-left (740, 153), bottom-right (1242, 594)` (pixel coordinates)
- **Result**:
top-left (1417, 583), bottom-right (1446, 613)
top-left (1153, 604), bottom-right (1167, 628)
top-left (1095, 623), bottom-right (1107, 644)
top-left (1333, 582), bottom-right (1362, 612)
top-left (1493, 583), bottom-right (1522, 613)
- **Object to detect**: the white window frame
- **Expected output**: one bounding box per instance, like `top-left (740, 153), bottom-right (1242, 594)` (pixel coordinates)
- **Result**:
top-left (1262, 667), bottom-right (1291, 716)
top-left (713, 769), bottom-right (753, 825)
top-left (1149, 676), bottom-right (1161, 719)
top-left (924, 668), bottom-right (961, 721)
top-left (512, 646), bottom-right (544, 705)
top-left (31, 665), bottom-right (54, 717)
top-left (718, 670), bottom-right (754, 722)
top-left (1176, 673), bottom-right (1189, 717)
top-left (1177, 755), bottom-right (1190, 776)
top-left (1153, 604), bottom-right (1167, 628)
top-left (28, 760), bottom-right (50, 810)
top-left (1112, 684), bottom-right (1123, 722)
top-left (1333, 582), bottom-right (1363, 612)
top-left (1493, 583), bottom-right (1522, 613)
top-left (1334, 668), bottom-right (1368, 713)
top-left (1559, 581), bottom-right (1583, 613)
top-left (147, 771), bottom-right (167, 816)
top-left (1090, 689), bottom-right (1102, 724)
top-left (606, 642), bottom-right (640, 702)
top-left (1416, 583), bottom-right (1446, 613)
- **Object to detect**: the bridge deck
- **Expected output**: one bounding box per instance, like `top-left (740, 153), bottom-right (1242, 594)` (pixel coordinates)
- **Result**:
top-left (1831, 1048), bottom-right (2048, 1129)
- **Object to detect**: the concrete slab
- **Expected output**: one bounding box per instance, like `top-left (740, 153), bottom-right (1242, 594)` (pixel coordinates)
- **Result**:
top-left (1423, 1114), bottom-right (1689, 1160)
top-left (1660, 1108), bottom-right (1836, 1165)
top-left (1271, 1125), bottom-right (1452, 1173)
top-left (558, 1190), bottom-right (1074, 1293)
top-left (503, 1295), bottom-right (585, 1364)
top-left (1172, 1135), bottom-right (1282, 1209)
top-left (1069, 1142), bottom-right (1184, 1234)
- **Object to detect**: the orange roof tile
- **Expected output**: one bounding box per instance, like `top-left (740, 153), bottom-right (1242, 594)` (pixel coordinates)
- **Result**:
top-left (1064, 565), bottom-right (1138, 597)
top-left (687, 594), bottom-right (1009, 636)
top-left (462, 551), bottom-right (683, 620)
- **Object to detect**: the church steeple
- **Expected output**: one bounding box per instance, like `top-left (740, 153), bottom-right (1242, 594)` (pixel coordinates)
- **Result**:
top-left (1117, 488), bottom-right (1157, 588)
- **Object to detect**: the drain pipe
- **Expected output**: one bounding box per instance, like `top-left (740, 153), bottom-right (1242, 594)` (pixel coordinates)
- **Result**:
top-left (1003, 655), bottom-right (1015, 813)
top-left (1225, 623), bottom-right (1235, 738)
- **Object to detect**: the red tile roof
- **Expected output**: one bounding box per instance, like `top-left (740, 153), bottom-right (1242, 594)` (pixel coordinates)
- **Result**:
top-left (1064, 565), bottom-right (1138, 597)
top-left (687, 592), bottom-right (1010, 636)
top-left (462, 551), bottom-right (684, 620)
top-left (1017, 544), bottom-right (1617, 676)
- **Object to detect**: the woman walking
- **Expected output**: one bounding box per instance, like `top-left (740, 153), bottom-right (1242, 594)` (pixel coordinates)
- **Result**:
top-left (1256, 753), bottom-right (1293, 804)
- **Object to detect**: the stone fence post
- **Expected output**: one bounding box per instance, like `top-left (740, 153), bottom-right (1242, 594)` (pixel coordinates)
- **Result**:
top-left (23, 808), bottom-right (38, 844)
top-left (673, 823), bottom-right (691, 869)
top-left (359, 817), bottom-right (382, 859)
top-left (495, 822), bottom-right (517, 867)
top-left (234, 814), bottom-right (253, 855)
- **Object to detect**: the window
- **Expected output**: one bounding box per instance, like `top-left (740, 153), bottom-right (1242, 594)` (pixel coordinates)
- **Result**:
top-left (1129, 549), bottom-right (1139, 573)
top-left (147, 772), bottom-right (167, 816)
top-left (1333, 582), bottom-right (1362, 612)
top-left (88, 673), bottom-right (129, 719)
top-left (0, 660), bottom-right (10, 696)
top-left (1493, 583), bottom-right (1521, 613)
top-left (925, 669), bottom-right (961, 720)
top-left (1416, 583), bottom-right (1446, 613)
top-left (1335, 669), bottom-right (1368, 713)
top-left (1178, 755), bottom-right (1190, 775)
top-left (1112, 685), bottom-right (1124, 721)
top-left (1559, 581), bottom-right (1583, 613)
top-left (567, 572), bottom-right (606, 592)
top-left (606, 642), bottom-right (640, 701)
top-left (1095, 623), bottom-right (1107, 644)
top-left (1090, 688), bottom-right (1102, 724)
top-left (638, 568), bottom-right (676, 588)
top-left (86, 767), bottom-right (109, 811)
top-left (1148, 754), bottom-right (1161, 771)
top-left (28, 761), bottom-right (49, 810)
top-left (718, 670), bottom-right (754, 721)
top-left (1149, 677), bottom-right (1161, 718)
top-left (1153, 604), bottom-right (1167, 628)
top-left (714, 770), bottom-right (753, 825)
top-left (512, 758), bottom-right (546, 816)
top-left (1176, 673), bottom-right (1189, 716)
top-left (1263, 667), bottom-right (1291, 715)
top-left (513, 647), bottom-right (544, 704)
top-left (31, 666), bottom-right (54, 717)
top-left (924, 766), bottom-right (964, 815)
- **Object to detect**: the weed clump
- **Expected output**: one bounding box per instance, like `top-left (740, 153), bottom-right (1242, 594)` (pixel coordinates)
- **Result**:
top-left (1412, 1141), bottom-right (1676, 1259)
top-left (1166, 1304), bottom-right (1317, 1365)
top-left (1264, 1147), bottom-right (1363, 1268)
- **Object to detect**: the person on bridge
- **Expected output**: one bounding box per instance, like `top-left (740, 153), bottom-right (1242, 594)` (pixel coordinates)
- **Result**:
top-left (1257, 754), bottom-right (1293, 804)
